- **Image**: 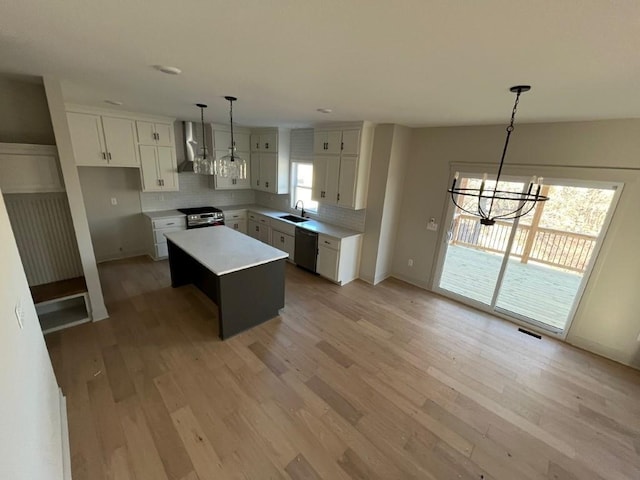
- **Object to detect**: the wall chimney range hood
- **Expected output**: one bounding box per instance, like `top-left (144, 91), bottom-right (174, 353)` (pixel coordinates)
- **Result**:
top-left (179, 121), bottom-right (212, 173)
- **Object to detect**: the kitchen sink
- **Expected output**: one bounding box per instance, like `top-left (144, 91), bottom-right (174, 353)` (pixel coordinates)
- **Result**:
top-left (280, 214), bottom-right (309, 223)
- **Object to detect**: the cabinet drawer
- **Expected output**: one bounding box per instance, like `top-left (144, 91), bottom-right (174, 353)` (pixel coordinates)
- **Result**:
top-left (248, 211), bottom-right (269, 224)
top-left (154, 227), bottom-right (184, 244)
top-left (319, 234), bottom-right (340, 250)
top-left (224, 210), bottom-right (247, 221)
top-left (152, 217), bottom-right (186, 229)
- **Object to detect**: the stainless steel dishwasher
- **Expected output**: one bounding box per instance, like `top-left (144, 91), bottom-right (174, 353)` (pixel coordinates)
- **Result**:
top-left (294, 227), bottom-right (318, 273)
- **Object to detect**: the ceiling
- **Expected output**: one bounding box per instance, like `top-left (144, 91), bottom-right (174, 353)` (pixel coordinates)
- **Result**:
top-left (1, 1), bottom-right (639, 127)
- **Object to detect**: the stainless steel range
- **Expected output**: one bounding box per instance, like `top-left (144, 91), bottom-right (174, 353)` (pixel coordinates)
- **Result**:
top-left (177, 207), bottom-right (225, 229)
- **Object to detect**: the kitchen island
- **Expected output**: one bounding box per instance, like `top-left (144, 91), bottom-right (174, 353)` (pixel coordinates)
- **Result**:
top-left (164, 227), bottom-right (288, 339)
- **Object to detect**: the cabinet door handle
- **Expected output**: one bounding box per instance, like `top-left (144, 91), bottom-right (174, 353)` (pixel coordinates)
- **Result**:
top-left (102, 152), bottom-right (106, 160)
top-left (281, 236), bottom-right (284, 242)
top-left (166, 222), bottom-right (175, 225)
top-left (337, 193), bottom-right (340, 201)
top-left (256, 142), bottom-right (260, 149)
top-left (264, 142), bottom-right (269, 150)
top-left (255, 226), bottom-right (259, 231)
top-left (324, 240), bottom-right (330, 244)
top-left (341, 142), bottom-right (344, 150)
top-left (265, 181), bottom-right (269, 188)
top-left (157, 179), bottom-right (161, 186)
top-left (107, 152), bottom-right (112, 160)
top-left (257, 180), bottom-right (260, 186)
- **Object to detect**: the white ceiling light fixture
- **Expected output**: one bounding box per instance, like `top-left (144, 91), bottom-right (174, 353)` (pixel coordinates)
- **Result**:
top-left (193, 103), bottom-right (215, 175)
top-left (448, 85), bottom-right (549, 226)
top-left (153, 65), bottom-right (182, 75)
top-left (214, 96), bottom-right (247, 180)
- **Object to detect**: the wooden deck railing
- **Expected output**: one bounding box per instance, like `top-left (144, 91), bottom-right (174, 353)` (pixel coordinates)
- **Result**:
top-left (450, 214), bottom-right (597, 273)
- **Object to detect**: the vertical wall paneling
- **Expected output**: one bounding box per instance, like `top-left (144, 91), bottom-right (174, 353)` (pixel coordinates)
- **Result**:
top-left (3, 193), bottom-right (83, 285)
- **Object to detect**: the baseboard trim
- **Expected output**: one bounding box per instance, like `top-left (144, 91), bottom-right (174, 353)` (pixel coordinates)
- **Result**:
top-left (59, 388), bottom-right (71, 480)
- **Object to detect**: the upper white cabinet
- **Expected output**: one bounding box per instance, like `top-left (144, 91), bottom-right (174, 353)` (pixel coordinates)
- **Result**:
top-left (136, 121), bottom-right (174, 146)
top-left (67, 112), bottom-right (139, 167)
top-left (250, 127), bottom-right (290, 194)
top-left (311, 122), bottom-right (374, 210)
top-left (212, 123), bottom-right (251, 191)
top-left (66, 105), bottom-right (178, 192)
top-left (139, 145), bottom-right (178, 192)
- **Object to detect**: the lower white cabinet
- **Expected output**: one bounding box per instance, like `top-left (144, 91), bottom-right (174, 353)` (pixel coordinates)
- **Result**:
top-left (248, 220), bottom-right (270, 242)
top-left (271, 230), bottom-right (295, 261)
top-left (317, 244), bottom-right (339, 280)
top-left (224, 209), bottom-right (248, 234)
top-left (145, 215), bottom-right (186, 260)
top-left (316, 233), bottom-right (363, 285)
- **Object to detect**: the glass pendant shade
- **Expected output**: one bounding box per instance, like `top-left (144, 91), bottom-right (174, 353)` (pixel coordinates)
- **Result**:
top-left (194, 146), bottom-right (214, 175)
top-left (215, 96), bottom-right (246, 180)
top-left (215, 148), bottom-right (247, 179)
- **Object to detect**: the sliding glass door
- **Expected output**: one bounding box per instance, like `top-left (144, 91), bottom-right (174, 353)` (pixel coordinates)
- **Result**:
top-left (435, 174), bottom-right (619, 334)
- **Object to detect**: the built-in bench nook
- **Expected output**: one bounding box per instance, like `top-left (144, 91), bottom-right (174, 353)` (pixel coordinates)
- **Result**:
top-left (30, 276), bottom-right (91, 334)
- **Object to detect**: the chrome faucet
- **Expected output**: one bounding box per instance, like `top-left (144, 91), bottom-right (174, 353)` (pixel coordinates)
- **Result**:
top-left (295, 200), bottom-right (306, 218)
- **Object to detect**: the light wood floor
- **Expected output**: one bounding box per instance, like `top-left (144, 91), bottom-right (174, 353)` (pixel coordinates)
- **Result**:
top-left (45, 256), bottom-right (640, 480)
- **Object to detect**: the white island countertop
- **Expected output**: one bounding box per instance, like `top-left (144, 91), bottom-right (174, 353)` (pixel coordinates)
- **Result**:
top-left (164, 226), bottom-right (288, 276)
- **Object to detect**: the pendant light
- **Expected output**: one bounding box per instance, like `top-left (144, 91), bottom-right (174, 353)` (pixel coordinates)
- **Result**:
top-left (193, 103), bottom-right (214, 175)
top-left (214, 96), bottom-right (247, 179)
top-left (448, 85), bottom-right (549, 225)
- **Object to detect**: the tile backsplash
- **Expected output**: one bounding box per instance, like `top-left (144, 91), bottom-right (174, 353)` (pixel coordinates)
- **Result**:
top-left (254, 191), bottom-right (366, 232)
top-left (140, 173), bottom-right (255, 211)
top-left (141, 174), bottom-right (366, 232)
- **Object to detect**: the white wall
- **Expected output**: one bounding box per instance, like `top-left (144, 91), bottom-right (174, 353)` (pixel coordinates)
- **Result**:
top-left (0, 190), bottom-right (64, 480)
top-left (392, 119), bottom-right (640, 368)
top-left (0, 75), bottom-right (55, 145)
top-left (78, 167), bottom-right (148, 262)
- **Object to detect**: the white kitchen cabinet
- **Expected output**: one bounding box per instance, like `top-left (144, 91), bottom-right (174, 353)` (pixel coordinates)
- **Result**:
top-left (67, 112), bottom-right (139, 167)
top-left (311, 154), bottom-right (340, 204)
top-left (139, 145), bottom-right (179, 191)
top-left (136, 121), bottom-right (173, 146)
top-left (224, 209), bottom-right (248, 234)
top-left (248, 211), bottom-right (271, 243)
top-left (271, 230), bottom-right (295, 260)
top-left (316, 233), bottom-right (363, 285)
top-left (145, 215), bottom-right (186, 260)
top-left (313, 130), bottom-right (342, 155)
top-left (311, 122), bottom-right (373, 209)
top-left (317, 244), bottom-right (339, 281)
top-left (248, 220), bottom-right (268, 241)
top-left (250, 128), bottom-right (290, 194)
top-left (250, 132), bottom-right (278, 152)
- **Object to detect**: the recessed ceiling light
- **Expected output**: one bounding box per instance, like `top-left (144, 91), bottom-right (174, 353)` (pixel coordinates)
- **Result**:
top-left (104, 99), bottom-right (123, 106)
top-left (154, 65), bottom-right (182, 75)
top-left (317, 108), bottom-right (333, 114)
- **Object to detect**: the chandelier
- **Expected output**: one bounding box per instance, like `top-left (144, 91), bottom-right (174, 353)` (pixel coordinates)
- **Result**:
top-left (448, 85), bottom-right (548, 226)
top-left (214, 96), bottom-right (247, 179)
top-left (193, 103), bottom-right (214, 175)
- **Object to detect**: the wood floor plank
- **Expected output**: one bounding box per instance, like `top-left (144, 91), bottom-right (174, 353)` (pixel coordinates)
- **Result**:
top-left (49, 257), bottom-right (640, 480)
top-left (305, 375), bottom-right (363, 425)
top-left (170, 406), bottom-right (231, 480)
top-left (285, 454), bottom-right (322, 480)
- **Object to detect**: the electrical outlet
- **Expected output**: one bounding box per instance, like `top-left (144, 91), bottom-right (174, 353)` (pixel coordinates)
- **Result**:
top-left (15, 298), bottom-right (24, 329)
top-left (110, 197), bottom-right (118, 206)
top-left (408, 259), bottom-right (414, 267)
top-left (427, 218), bottom-right (438, 231)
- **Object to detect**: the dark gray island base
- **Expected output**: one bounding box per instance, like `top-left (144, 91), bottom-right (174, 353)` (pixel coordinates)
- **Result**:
top-left (167, 238), bottom-right (286, 339)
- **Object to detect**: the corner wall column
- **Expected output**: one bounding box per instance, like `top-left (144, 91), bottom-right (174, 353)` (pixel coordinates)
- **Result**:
top-left (42, 75), bottom-right (108, 321)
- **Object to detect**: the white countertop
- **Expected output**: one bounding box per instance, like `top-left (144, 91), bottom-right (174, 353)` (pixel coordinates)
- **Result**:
top-left (164, 226), bottom-right (288, 275)
top-left (143, 209), bottom-right (185, 220)
top-left (221, 204), bottom-right (362, 239)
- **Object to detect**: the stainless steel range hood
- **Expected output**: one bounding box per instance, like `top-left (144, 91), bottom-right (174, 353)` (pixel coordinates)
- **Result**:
top-left (179, 121), bottom-right (213, 172)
